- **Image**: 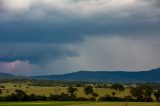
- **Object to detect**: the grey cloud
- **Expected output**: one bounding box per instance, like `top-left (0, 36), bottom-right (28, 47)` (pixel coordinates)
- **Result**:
top-left (0, 14), bottom-right (159, 43)
top-left (0, 0), bottom-right (160, 43)
top-left (58, 36), bottom-right (160, 73)
top-left (0, 0), bottom-right (160, 73)
top-left (149, 0), bottom-right (160, 7)
top-left (0, 43), bottom-right (78, 64)
top-left (0, 1), bottom-right (3, 10)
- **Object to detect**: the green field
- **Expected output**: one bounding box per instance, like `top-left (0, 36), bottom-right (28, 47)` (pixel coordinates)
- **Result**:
top-left (0, 102), bottom-right (160, 106)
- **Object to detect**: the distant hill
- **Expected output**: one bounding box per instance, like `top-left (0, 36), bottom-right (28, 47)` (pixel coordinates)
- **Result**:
top-left (1, 68), bottom-right (160, 82)
top-left (31, 68), bottom-right (160, 82)
top-left (0, 72), bottom-right (15, 78)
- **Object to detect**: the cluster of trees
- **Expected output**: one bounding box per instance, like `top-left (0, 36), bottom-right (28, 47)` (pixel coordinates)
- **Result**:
top-left (99, 95), bottom-right (128, 102)
top-left (84, 84), bottom-right (160, 102)
top-left (0, 86), bottom-right (97, 101)
top-left (1, 79), bottom-right (160, 102)
top-left (130, 85), bottom-right (153, 102)
top-left (83, 86), bottom-right (98, 98)
top-left (1, 84), bottom-right (160, 102)
top-left (154, 90), bottom-right (160, 101)
top-left (98, 85), bottom-right (160, 102)
top-left (66, 86), bottom-right (98, 100)
top-left (0, 78), bottom-right (99, 87)
top-left (111, 83), bottom-right (125, 92)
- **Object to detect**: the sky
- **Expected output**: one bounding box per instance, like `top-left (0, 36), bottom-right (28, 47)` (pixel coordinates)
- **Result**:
top-left (0, 0), bottom-right (160, 76)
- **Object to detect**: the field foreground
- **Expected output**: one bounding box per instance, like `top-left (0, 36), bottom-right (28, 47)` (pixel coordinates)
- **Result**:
top-left (0, 102), bottom-right (160, 106)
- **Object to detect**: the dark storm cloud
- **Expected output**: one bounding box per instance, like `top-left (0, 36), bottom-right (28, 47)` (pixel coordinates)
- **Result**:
top-left (0, 0), bottom-right (159, 43)
top-left (0, 0), bottom-right (160, 65)
top-left (0, 16), bottom-right (159, 43)
top-left (0, 19), bottom-right (85, 43)
top-left (0, 43), bottom-right (78, 64)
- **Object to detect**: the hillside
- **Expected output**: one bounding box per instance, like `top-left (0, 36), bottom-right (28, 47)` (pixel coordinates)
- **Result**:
top-left (0, 72), bottom-right (15, 78)
top-left (1, 68), bottom-right (160, 82)
top-left (31, 68), bottom-right (160, 82)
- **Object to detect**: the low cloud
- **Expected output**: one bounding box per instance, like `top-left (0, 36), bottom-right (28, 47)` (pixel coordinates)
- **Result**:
top-left (0, 43), bottom-right (78, 64)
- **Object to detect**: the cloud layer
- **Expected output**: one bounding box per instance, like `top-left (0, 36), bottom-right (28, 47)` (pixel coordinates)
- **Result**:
top-left (0, 43), bottom-right (78, 64)
top-left (0, 0), bottom-right (160, 75)
top-left (0, 0), bottom-right (159, 43)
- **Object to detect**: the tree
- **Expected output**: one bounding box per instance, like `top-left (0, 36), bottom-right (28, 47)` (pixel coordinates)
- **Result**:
top-left (67, 87), bottom-right (77, 96)
top-left (15, 89), bottom-right (27, 101)
top-left (139, 85), bottom-right (153, 102)
top-left (154, 90), bottom-right (160, 101)
top-left (0, 86), bottom-right (5, 89)
top-left (6, 90), bottom-right (9, 94)
top-left (112, 92), bottom-right (116, 97)
top-left (130, 87), bottom-right (143, 101)
top-left (92, 92), bottom-right (99, 98)
top-left (130, 85), bottom-right (153, 102)
top-left (13, 85), bottom-right (17, 88)
top-left (83, 85), bottom-right (93, 98)
top-left (0, 89), bottom-right (2, 95)
top-left (111, 84), bottom-right (125, 92)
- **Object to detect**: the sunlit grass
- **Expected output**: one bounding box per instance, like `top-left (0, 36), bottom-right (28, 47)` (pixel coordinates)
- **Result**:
top-left (0, 83), bottom-right (130, 98)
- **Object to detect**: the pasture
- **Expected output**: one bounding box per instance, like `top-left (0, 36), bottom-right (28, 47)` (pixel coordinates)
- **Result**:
top-left (0, 83), bottom-right (130, 98)
top-left (0, 102), bottom-right (160, 106)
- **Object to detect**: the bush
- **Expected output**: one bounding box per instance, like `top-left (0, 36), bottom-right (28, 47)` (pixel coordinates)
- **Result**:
top-left (98, 95), bottom-right (125, 102)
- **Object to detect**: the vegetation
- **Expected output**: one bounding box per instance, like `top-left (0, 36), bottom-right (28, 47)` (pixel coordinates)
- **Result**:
top-left (154, 90), bottom-right (160, 101)
top-left (67, 87), bottom-right (78, 96)
top-left (111, 83), bottom-right (125, 92)
top-left (0, 89), bottom-right (2, 95)
top-left (130, 85), bottom-right (153, 102)
top-left (0, 78), bottom-right (160, 102)
top-left (83, 86), bottom-right (94, 98)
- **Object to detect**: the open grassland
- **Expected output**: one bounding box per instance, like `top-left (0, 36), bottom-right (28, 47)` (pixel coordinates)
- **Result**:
top-left (0, 83), bottom-right (130, 97)
top-left (0, 102), bottom-right (160, 106)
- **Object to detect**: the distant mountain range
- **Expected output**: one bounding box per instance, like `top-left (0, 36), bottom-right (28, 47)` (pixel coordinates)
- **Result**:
top-left (31, 68), bottom-right (160, 82)
top-left (1, 68), bottom-right (160, 82)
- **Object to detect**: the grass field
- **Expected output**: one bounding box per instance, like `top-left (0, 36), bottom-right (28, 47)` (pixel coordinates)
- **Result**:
top-left (0, 83), bottom-right (159, 106)
top-left (0, 102), bottom-right (160, 106)
top-left (0, 83), bottom-right (130, 98)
